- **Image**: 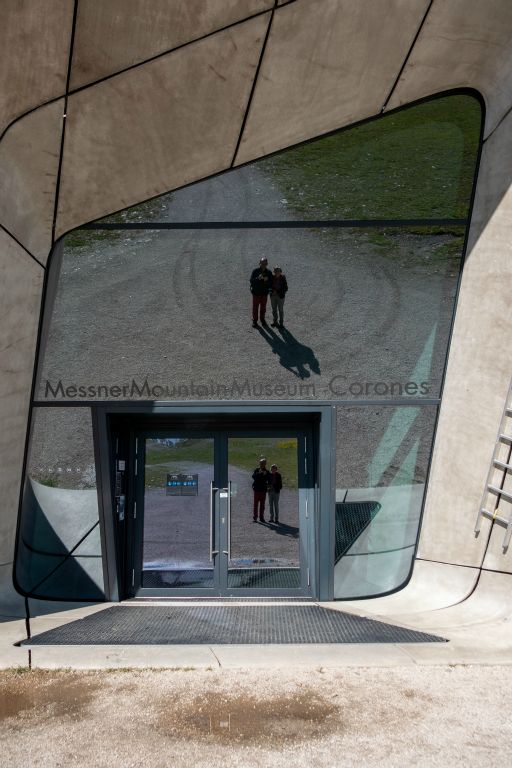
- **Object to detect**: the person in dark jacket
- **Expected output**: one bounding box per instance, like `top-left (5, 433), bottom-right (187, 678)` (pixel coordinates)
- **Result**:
top-left (270, 266), bottom-right (288, 327)
top-left (251, 457), bottom-right (271, 522)
top-left (250, 257), bottom-right (273, 327)
top-left (268, 463), bottom-right (283, 523)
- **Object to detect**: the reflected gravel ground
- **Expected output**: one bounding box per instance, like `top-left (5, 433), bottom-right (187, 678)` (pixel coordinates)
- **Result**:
top-left (0, 666), bottom-right (511, 767)
top-left (33, 165), bottom-right (458, 485)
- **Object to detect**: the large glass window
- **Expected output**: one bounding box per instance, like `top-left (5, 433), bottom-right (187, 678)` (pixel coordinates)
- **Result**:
top-left (37, 226), bottom-right (463, 402)
top-left (334, 406), bottom-right (438, 598)
top-left (20, 91), bottom-right (482, 600)
top-left (16, 408), bottom-right (104, 600)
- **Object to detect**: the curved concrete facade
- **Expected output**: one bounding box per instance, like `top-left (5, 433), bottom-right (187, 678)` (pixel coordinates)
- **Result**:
top-left (1, 0), bottom-right (512, 628)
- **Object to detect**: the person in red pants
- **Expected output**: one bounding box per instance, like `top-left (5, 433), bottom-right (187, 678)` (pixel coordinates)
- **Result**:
top-left (250, 257), bottom-right (272, 327)
top-left (251, 457), bottom-right (271, 522)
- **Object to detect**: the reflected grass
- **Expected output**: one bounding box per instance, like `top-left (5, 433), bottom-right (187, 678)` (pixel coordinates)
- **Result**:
top-left (65, 197), bottom-right (168, 248)
top-left (145, 438), bottom-right (298, 488)
top-left (259, 94), bottom-right (481, 225)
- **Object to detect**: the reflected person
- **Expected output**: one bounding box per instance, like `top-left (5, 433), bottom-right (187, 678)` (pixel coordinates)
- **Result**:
top-left (268, 463), bottom-right (283, 524)
top-left (250, 257), bottom-right (272, 328)
top-left (270, 266), bottom-right (288, 328)
top-left (252, 457), bottom-right (271, 522)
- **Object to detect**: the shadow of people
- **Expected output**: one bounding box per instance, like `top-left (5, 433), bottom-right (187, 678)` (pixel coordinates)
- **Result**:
top-left (262, 521), bottom-right (299, 539)
top-left (257, 325), bottom-right (321, 379)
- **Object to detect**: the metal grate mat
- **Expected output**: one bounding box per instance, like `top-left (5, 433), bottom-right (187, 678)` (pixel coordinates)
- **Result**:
top-left (24, 606), bottom-right (447, 645)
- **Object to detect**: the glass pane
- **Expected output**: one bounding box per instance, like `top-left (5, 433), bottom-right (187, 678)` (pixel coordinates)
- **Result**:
top-left (142, 437), bottom-right (214, 588)
top-left (38, 226), bottom-right (462, 402)
top-left (227, 437), bottom-right (300, 589)
top-left (96, 93), bottom-right (480, 223)
top-left (334, 405), bottom-right (437, 599)
top-left (15, 407), bottom-right (103, 600)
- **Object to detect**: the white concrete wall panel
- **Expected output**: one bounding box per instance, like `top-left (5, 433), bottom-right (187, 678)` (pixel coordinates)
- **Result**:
top-left (337, 560), bottom-right (478, 616)
top-left (387, 0), bottom-right (512, 137)
top-left (0, 100), bottom-right (64, 263)
top-left (0, 0), bottom-right (73, 135)
top-left (0, 231), bottom-right (43, 614)
top-left (70, 0), bottom-right (273, 90)
top-left (56, 15), bottom-right (270, 236)
top-left (418, 110), bottom-right (512, 567)
top-left (235, 0), bottom-right (430, 164)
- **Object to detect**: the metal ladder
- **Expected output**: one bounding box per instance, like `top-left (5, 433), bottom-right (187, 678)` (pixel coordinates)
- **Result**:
top-left (475, 378), bottom-right (512, 551)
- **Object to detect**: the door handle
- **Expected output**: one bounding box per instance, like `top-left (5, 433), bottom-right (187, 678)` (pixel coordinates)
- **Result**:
top-left (222, 481), bottom-right (232, 558)
top-left (210, 481), bottom-right (219, 560)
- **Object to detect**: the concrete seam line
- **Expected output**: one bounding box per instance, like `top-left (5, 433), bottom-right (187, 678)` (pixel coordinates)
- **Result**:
top-left (381, 0), bottom-right (434, 114)
top-left (67, 4), bottom-right (277, 98)
top-left (0, 224), bottom-right (45, 270)
top-left (415, 557), bottom-right (480, 571)
top-left (51, 0), bottom-right (78, 245)
top-left (0, 5), bottom-right (276, 145)
top-left (483, 101), bottom-right (512, 143)
top-left (231, 3), bottom-right (277, 167)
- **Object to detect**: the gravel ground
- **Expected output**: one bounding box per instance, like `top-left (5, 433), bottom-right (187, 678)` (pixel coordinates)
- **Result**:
top-left (1, 666), bottom-right (511, 767)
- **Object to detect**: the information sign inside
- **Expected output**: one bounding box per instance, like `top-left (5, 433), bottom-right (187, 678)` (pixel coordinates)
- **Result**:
top-left (166, 473), bottom-right (199, 496)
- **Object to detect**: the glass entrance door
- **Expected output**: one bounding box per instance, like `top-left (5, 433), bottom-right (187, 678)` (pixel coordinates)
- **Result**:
top-left (131, 427), bottom-right (313, 596)
top-left (227, 437), bottom-right (302, 590)
top-left (139, 435), bottom-right (216, 589)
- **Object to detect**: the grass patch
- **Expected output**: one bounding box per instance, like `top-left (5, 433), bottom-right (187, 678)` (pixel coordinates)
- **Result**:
top-left (145, 438), bottom-right (298, 488)
top-left (38, 475), bottom-right (60, 488)
top-left (65, 196), bottom-right (170, 249)
top-left (259, 94), bottom-right (481, 224)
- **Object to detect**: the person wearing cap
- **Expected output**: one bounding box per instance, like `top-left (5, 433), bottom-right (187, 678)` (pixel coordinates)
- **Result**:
top-left (268, 463), bottom-right (283, 523)
top-left (270, 266), bottom-right (288, 328)
top-left (250, 257), bottom-right (273, 328)
top-left (251, 457), bottom-right (271, 522)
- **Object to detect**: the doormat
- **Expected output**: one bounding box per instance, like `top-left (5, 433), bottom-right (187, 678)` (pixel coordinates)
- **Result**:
top-left (335, 501), bottom-right (381, 562)
top-left (23, 605), bottom-right (446, 645)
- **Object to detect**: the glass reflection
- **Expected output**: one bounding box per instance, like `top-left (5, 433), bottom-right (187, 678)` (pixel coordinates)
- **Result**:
top-left (38, 227), bottom-right (463, 401)
top-left (16, 408), bottom-right (103, 600)
top-left (334, 406), bottom-right (437, 598)
top-left (142, 437), bottom-right (215, 588)
top-left (228, 437), bottom-right (300, 589)
top-left (99, 93), bottom-right (480, 223)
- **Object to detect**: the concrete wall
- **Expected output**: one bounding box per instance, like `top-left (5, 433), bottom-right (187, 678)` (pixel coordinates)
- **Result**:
top-left (1, 0), bottom-right (512, 613)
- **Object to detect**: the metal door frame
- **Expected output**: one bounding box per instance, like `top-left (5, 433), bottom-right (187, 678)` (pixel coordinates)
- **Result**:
top-left (130, 424), bottom-right (314, 597)
top-left (94, 403), bottom-right (335, 601)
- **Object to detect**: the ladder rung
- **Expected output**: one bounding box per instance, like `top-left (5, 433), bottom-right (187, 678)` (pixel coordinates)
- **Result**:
top-left (487, 485), bottom-right (512, 503)
top-left (499, 433), bottom-right (512, 444)
top-left (494, 459), bottom-right (512, 471)
top-left (480, 508), bottom-right (510, 526)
